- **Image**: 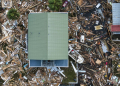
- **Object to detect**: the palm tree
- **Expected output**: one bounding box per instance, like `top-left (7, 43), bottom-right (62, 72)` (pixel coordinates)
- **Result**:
top-left (7, 8), bottom-right (20, 20)
top-left (48, 0), bottom-right (62, 11)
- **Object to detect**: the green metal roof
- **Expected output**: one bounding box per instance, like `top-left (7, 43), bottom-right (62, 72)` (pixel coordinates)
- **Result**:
top-left (28, 12), bottom-right (68, 60)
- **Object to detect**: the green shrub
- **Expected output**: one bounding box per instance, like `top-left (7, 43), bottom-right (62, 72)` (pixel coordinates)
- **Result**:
top-left (7, 8), bottom-right (20, 20)
top-left (48, 0), bottom-right (62, 11)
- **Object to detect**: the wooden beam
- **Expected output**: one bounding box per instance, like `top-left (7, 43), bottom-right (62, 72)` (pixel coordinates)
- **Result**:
top-left (20, 1), bottom-right (43, 14)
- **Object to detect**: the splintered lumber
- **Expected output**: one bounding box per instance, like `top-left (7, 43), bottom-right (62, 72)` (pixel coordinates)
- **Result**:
top-left (84, 30), bottom-right (95, 35)
top-left (80, 2), bottom-right (87, 7)
top-left (20, 1), bottom-right (42, 14)
top-left (56, 83), bottom-right (60, 86)
top-left (99, 46), bottom-right (104, 58)
top-left (1, 50), bottom-right (7, 57)
top-left (79, 42), bottom-right (92, 48)
top-left (71, 41), bottom-right (78, 44)
top-left (6, 47), bottom-right (13, 52)
top-left (0, 36), bottom-right (9, 42)
top-left (70, 17), bottom-right (78, 22)
top-left (107, 27), bottom-right (112, 40)
top-left (29, 2), bottom-right (42, 9)
top-left (36, 78), bottom-right (42, 86)
top-left (107, 41), bottom-right (117, 51)
top-left (2, 64), bottom-right (11, 70)
top-left (13, 0), bottom-right (19, 9)
top-left (91, 58), bottom-right (95, 65)
top-left (19, 73), bottom-right (22, 79)
top-left (84, 5), bottom-right (94, 8)
top-left (78, 0), bottom-right (83, 6)
top-left (109, 73), bottom-right (112, 80)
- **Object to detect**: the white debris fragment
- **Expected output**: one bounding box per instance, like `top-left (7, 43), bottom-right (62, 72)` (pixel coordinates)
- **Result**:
top-left (96, 3), bottom-right (101, 8)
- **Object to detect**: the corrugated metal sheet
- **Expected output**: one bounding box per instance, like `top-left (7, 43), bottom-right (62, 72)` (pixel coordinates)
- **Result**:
top-left (48, 13), bottom-right (68, 60)
top-left (28, 12), bottom-right (68, 60)
top-left (112, 3), bottom-right (120, 25)
top-left (28, 13), bottom-right (48, 60)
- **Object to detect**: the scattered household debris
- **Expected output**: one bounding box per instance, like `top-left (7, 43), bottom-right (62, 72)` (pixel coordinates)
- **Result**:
top-left (0, 0), bottom-right (119, 86)
top-left (1, 0), bottom-right (12, 8)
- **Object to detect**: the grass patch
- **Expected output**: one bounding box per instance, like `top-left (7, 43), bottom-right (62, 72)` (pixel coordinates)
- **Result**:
top-left (61, 57), bottom-right (76, 84)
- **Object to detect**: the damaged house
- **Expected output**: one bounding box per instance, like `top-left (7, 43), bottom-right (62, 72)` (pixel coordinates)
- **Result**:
top-left (28, 12), bottom-right (68, 67)
top-left (111, 3), bottom-right (120, 41)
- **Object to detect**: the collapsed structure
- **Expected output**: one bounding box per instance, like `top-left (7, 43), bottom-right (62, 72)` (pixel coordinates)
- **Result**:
top-left (111, 3), bottom-right (120, 41)
top-left (0, 0), bottom-right (120, 85)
